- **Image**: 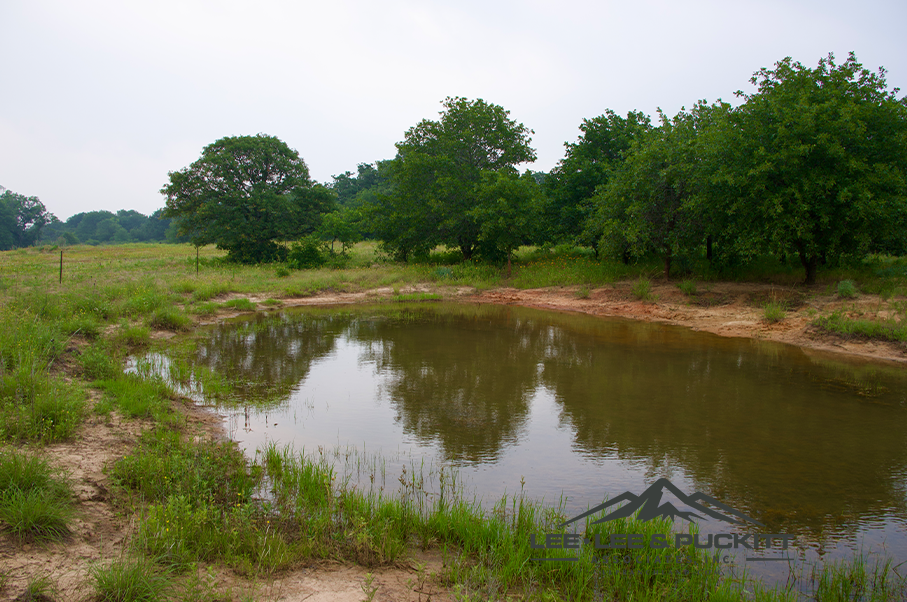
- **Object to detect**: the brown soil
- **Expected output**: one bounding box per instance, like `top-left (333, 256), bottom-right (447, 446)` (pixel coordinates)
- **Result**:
top-left (3, 281), bottom-right (903, 601)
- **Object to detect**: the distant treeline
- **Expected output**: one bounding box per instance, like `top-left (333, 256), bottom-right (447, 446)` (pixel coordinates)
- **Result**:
top-left (0, 186), bottom-right (185, 250)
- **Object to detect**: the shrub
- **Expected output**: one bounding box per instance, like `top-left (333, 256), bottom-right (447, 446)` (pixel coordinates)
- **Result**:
top-left (678, 280), bottom-right (697, 296)
top-left (837, 280), bottom-right (858, 298)
top-left (763, 301), bottom-right (786, 323)
top-left (287, 236), bottom-right (327, 270)
top-left (632, 278), bottom-right (654, 301)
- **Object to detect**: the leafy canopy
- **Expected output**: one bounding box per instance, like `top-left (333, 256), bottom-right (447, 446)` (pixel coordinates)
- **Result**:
top-left (717, 52), bottom-right (907, 283)
top-left (161, 134), bottom-right (334, 263)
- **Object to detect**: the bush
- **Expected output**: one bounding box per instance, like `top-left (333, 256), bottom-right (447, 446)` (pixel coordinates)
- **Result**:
top-left (287, 236), bottom-right (327, 270)
top-left (763, 301), bottom-right (786, 323)
top-left (678, 280), bottom-right (697, 296)
top-left (837, 280), bottom-right (858, 298)
top-left (632, 278), bottom-right (654, 301)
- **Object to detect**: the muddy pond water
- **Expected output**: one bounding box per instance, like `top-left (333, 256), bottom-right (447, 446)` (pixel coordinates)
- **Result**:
top-left (179, 302), bottom-right (907, 583)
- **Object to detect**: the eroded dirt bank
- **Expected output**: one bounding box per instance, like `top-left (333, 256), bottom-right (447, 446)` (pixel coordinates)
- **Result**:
top-left (3, 281), bottom-right (903, 601)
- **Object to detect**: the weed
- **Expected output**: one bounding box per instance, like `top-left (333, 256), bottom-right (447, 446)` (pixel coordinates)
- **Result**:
top-left (837, 279), bottom-right (858, 298)
top-left (361, 572), bottom-right (378, 602)
top-left (814, 310), bottom-right (907, 342)
top-left (96, 375), bottom-right (172, 419)
top-left (275, 265), bottom-right (291, 278)
top-left (678, 279), bottom-right (697, 296)
top-left (187, 301), bottom-right (221, 316)
top-left (763, 301), bottom-right (786, 323)
top-left (20, 575), bottom-right (58, 602)
top-left (117, 324), bottom-right (151, 348)
top-left (0, 370), bottom-right (85, 442)
top-left (147, 307), bottom-right (192, 331)
top-left (261, 298), bottom-right (282, 306)
top-left (223, 298), bottom-right (256, 311)
top-left (632, 278), bottom-right (654, 301)
top-left (0, 453), bottom-right (73, 541)
top-left (574, 285), bottom-right (591, 299)
top-left (79, 342), bottom-right (122, 380)
top-left (90, 555), bottom-right (173, 602)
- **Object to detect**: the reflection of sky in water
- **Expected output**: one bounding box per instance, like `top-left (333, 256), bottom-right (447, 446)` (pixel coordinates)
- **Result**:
top-left (200, 304), bottom-right (907, 587)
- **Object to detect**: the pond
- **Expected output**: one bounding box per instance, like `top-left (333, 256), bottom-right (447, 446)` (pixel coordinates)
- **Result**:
top-left (175, 302), bottom-right (907, 583)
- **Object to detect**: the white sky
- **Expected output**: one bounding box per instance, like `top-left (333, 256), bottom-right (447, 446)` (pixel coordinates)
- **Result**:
top-left (1, 0), bottom-right (905, 220)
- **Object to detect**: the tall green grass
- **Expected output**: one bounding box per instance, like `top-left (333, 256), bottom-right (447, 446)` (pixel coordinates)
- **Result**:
top-left (0, 452), bottom-right (74, 540)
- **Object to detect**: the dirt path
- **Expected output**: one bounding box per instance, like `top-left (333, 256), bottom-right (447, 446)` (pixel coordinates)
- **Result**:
top-left (3, 281), bottom-right (903, 601)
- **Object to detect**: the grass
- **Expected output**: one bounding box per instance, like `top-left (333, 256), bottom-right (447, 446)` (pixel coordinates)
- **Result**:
top-left (0, 452), bottom-right (73, 541)
top-left (1, 242), bottom-right (907, 599)
top-left (632, 277), bottom-right (655, 301)
top-left (813, 310), bottom-right (907, 343)
top-left (90, 555), bottom-right (173, 602)
top-left (763, 301), bottom-right (787, 323)
top-left (678, 279), bottom-right (697, 296)
top-left (223, 298), bottom-right (256, 311)
top-left (837, 279), bottom-right (858, 298)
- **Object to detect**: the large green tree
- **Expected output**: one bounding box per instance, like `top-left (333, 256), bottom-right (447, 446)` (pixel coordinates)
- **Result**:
top-left (162, 135), bottom-right (333, 263)
top-left (591, 106), bottom-right (711, 278)
top-left (0, 187), bottom-right (53, 250)
top-left (543, 110), bottom-right (651, 250)
top-left (387, 97), bottom-right (536, 260)
top-left (716, 52), bottom-right (907, 283)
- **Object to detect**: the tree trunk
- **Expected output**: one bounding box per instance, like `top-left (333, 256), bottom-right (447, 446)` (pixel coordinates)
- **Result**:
top-left (663, 252), bottom-right (672, 280)
top-left (796, 243), bottom-right (818, 285)
top-left (706, 236), bottom-right (713, 262)
top-left (506, 253), bottom-right (512, 278)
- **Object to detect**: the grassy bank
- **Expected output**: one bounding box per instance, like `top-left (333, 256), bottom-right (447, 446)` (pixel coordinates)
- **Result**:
top-left (1, 242), bottom-right (906, 599)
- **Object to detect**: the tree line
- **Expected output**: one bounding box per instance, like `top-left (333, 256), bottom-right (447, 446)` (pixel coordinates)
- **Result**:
top-left (8, 53), bottom-right (906, 285)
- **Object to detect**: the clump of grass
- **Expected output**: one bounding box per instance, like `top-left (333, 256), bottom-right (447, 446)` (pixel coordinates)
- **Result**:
top-left (0, 452), bottom-right (73, 541)
top-left (147, 307), bottom-right (192, 331)
top-left (187, 301), bottom-right (221, 316)
top-left (223, 298), bottom-right (256, 311)
top-left (275, 266), bottom-right (291, 278)
top-left (678, 279), bottom-right (697, 296)
top-left (0, 369), bottom-right (85, 442)
top-left (814, 310), bottom-right (907, 342)
top-left (261, 298), bottom-right (282, 306)
top-left (191, 283), bottom-right (231, 302)
top-left (763, 301), bottom-right (786, 323)
top-left (116, 324), bottom-right (151, 348)
top-left (392, 292), bottom-right (442, 302)
top-left (79, 342), bottom-right (122, 380)
top-left (90, 555), bottom-right (173, 602)
top-left (632, 277), bottom-right (654, 301)
top-left (837, 279), bottom-right (858, 298)
top-left (96, 375), bottom-right (172, 419)
top-left (20, 575), bottom-right (58, 602)
top-left (574, 285), bottom-right (591, 299)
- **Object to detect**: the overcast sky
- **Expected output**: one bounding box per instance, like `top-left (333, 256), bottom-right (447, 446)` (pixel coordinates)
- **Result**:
top-left (1, 0), bottom-right (905, 220)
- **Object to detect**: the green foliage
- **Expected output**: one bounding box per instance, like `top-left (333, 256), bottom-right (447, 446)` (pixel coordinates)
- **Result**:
top-left (763, 301), bottom-right (787, 323)
top-left (814, 310), bottom-right (907, 342)
top-left (96, 375), bottom-right (172, 419)
top-left (223, 298), bottom-right (256, 311)
top-left (542, 110), bottom-right (651, 248)
top-left (288, 235), bottom-right (327, 269)
top-left (90, 555), bottom-right (173, 602)
top-left (392, 292), bottom-right (442, 302)
top-left (162, 134), bottom-right (335, 264)
top-left (147, 307), bottom-right (192, 331)
top-left (837, 280), bottom-right (858, 298)
top-left (678, 279), bottom-right (698, 296)
top-left (632, 277), bottom-right (654, 301)
top-left (469, 170), bottom-right (542, 269)
top-left (382, 97), bottom-right (536, 261)
top-left (0, 187), bottom-right (53, 250)
top-left (714, 52), bottom-right (907, 284)
top-left (80, 342), bottom-right (122, 380)
top-left (0, 452), bottom-right (73, 541)
top-left (0, 369), bottom-right (85, 442)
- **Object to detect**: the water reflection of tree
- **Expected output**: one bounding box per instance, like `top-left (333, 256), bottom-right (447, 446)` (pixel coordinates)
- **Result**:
top-left (539, 322), bottom-right (907, 539)
top-left (193, 313), bottom-right (346, 407)
top-left (348, 307), bottom-right (548, 463)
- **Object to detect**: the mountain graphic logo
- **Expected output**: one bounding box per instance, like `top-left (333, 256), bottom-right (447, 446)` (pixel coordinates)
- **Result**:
top-left (559, 478), bottom-right (765, 528)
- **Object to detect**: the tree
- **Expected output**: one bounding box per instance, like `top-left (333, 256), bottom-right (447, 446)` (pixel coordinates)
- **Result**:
top-left (161, 134), bottom-right (332, 263)
top-left (469, 170), bottom-right (542, 275)
top-left (388, 97), bottom-right (536, 260)
top-left (542, 110), bottom-right (651, 250)
top-left (717, 52), bottom-right (907, 284)
top-left (0, 187), bottom-right (53, 250)
top-left (591, 105), bottom-right (712, 278)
